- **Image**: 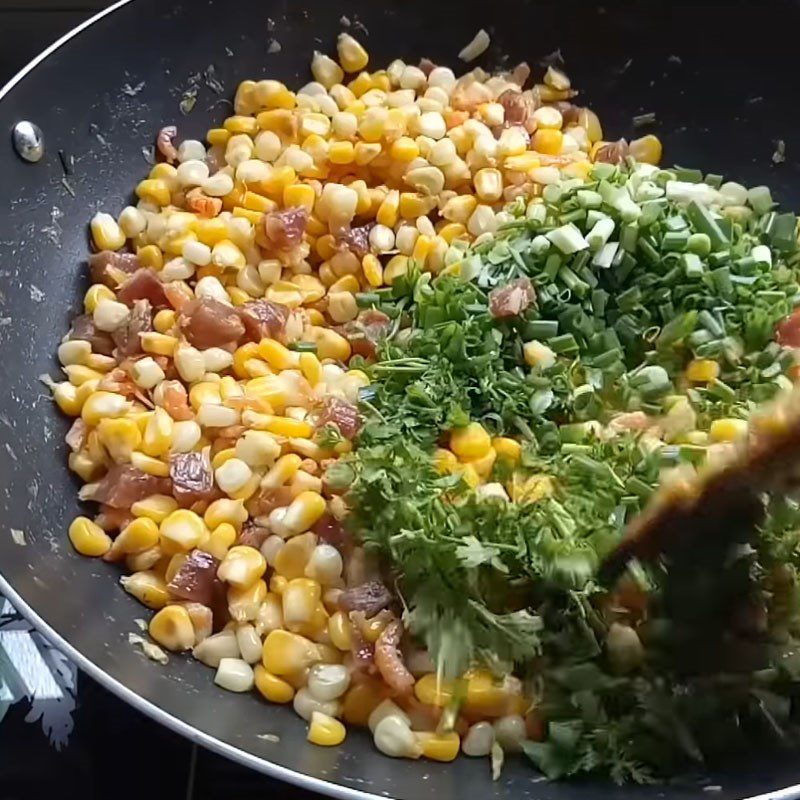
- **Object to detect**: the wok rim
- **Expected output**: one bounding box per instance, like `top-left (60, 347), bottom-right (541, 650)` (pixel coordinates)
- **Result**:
top-left (1, 4), bottom-right (800, 800)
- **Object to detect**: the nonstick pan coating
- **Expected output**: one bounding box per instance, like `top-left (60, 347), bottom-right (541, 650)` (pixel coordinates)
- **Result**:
top-left (1, 1), bottom-right (800, 798)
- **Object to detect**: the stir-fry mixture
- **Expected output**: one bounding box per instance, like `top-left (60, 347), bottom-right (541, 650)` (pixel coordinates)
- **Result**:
top-left (48, 32), bottom-right (800, 782)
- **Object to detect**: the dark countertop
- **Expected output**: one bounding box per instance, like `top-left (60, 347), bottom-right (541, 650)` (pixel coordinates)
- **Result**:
top-left (0, 4), bottom-right (320, 798)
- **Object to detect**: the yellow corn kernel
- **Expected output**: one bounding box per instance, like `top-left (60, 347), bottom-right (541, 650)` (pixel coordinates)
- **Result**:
top-left (229, 578), bottom-right (268, 622)
top-left (362, 254), bottom-right (383, 287)
top-left (112, 517), bottom-right (160, 555)
top-left (282, 491), bottom-right (326, 536)
top-left (433, 448), bottom-right (458, 475)
top-left (302, 326), bottom-right (351, 361)
top-left (195, 217), bottom-right (229, 246)
top-left (492, 437), bottom-right (521, 464)
top-left (159, 509), bottom-right (206, 553)
top-left (142, 407), bottom-right (174, 458)
top-left (418, 731), bottom-right (460, 762)
top-left (211, 449), bottom-right (237, 473)
top-left (292, 274), bottom-right (326, 304)
top-left (348, 71), bottom-right (373, 98)
top-left (328, 611), bottom-right (354, 651)
top-left (206, 127), bottom-right (230, 146)
top-left (140, 332), bottom-right (177, 357)
top-left (131, 495), bottom-right (178, 524)
top-left (316, 234), bottom-right (338, 261)
top-left (450, 422), bottom-right (491, 460)
top-left (441, 195), bottom-right (477, 225)
top-left (261, 629), bottom-right (319, 675)
top-left (414, 673), bottom-right (455, 707)
top-left (149, 604), bottom-right (195, 651)
top-left (456, 463), bottom-right (481, 488)
top-left (411, 234), bottom-right (434, 266)
top-left (164, 553), bottom-right (187, 584)
top-left (273, 533), bottom-right (316, 578)
top-left (224, 115), bottom-right (258, 136)
top-left (504, 152), bottom-right (541, 172)
top-left (239, 191), bottom-right (274, 214)
top-left (283, 183), bottom-right (316, 211)
top-left (204, 498), bottom-right (248, 531)
top-left (232, 207), bottom-right (264, 226)
top-left (299, 352), bottom-right (323, 386)
top-left (308, 711), bottom-right (346, 747)
top-left (68, 451), bottom-right (100, 481)
top-left (532, 129), bottom-right (564, 156)
top-left (218, 545), bottom-right (267, 589)
top-left (464, 447), bottom-right (497, 479)
top-left (136, 178), bottom-right (171, 207)
top-left (262, 416), bottom-right (313, 438)
top-left (328, 140), bottom-right (356, 165)
top-left (629, 134), bottom-right (663, 166)
top-left (262, 453), bottom-right (303, 490)
top-left (203, 522), bottom-right (238, 561)
top-left (383, 255), bottom-right (409, 286)
top-left (686, 358), bottom-right (720, 383)
top-left (376, 190), bottom-right (400, 227)
top-left (83, 283), bottom-right (115, 314)
top-left (133, 243), bottom-right (163, 270)
top-left (399, 192), bottom-right (437, 220)
top-left (258, 339), bottom-right (299, 371)
top-left (80, 391), bottom-right (131, 425)
top-left (337, 32), bottom-right (369, 73)
top-left (354, 141), bottom-right (381, 166)
top-left (329, 274), bottom-right (360, 295)
top-left (282, 578), bottom-right (322, 626)
top-left (709, 417), bottom-right (748, 443)
top-left (68, 516), bottom-right (112, 557)
top-left (232, 343), bottom-right (260, 379)
top-left (189, 381), bottom-right (222, 410)
top-left (153, 309), bottom-right (176, 334)
top-left (342, 681), bottom-right (384, 726)
top-left (254, 664), bottom-right (295, 704)
top-left (130, 451), bottom-right (170, 477)
top-left (120, 570), bottom-right (169, 610)
top-left (64, 365), bottom-right (104, 386)
top-left (438, 222), bottom-right (467, 244)
top-left (390, 136), bottom-right (419, 162)
top-left (96, 417), bottom-right (141, 464)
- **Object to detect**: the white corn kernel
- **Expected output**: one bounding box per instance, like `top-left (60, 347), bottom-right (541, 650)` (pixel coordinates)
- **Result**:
top-left (467, 205), bottom-right (498, 237)
top-left (532, 106), bottom-right (563, 130)
top-left (493, 714), bottom-right (526, 753)
top-left (215, 457), bottom-right (252, 494)
top-left (368, 224), bottom-right (395, 253)
top-left (214, 657), bottom-right (255, 692)
top-left (368, 699), bottom-right (411, 732)
top-left (317, 183), bottom-right (358, 223)
top-left (399, 65), bottom-right (426, 92)
top-left (530, 166), bottom-right (560, 185)
top-left (474, 168), bottom-right (503, 203)
top-left (260, 534), bottom-right (285, 567)
top-left (293, 687), bottom-right (341, 722)
top-left (178, 139), bottom-right (207, 162)
top-left (176, 159), bottom-right (209, 187)
top-left (311, 52), bottom-right (344, 89)
top-left (417, 112), bottom-right (446, 140)
top-left (236, 159), bottom-right (271, 184)
top-left (197, 403), bottom-right (239, 429)
top-left (131, 356), bottom-right (166, 390)
top-left (195, 275), bottom-right (231, 304)
top-left (118, 206), bottom-right (147, 237)
top-left (255, 130), bottom-right (282, 162)
top-left (171, 419), bottom-right (202, 453)
top-left (308, 663), bottom-right (350, 702)
top-left (428, 67), bottom-right (456, 93)
top-left (58, 339), bottom-right (91, 367)
top-left (236, 430), bottom-right (281, 467)
top-left (203, 348), bottom-right (234, 373)
top-left (183, 240), bottom-right (212, 266)
top-left (203, 172), bottom-right (235, 197)
top-left (405, 166), bottom-right (445, 196)
top-left (174, 345), bottom-right (206, 383)
top-left (193, 630), bottom-right (240, 668)
top-left (258, 259), bottom-right (282, 285)
top-left (93, 299), bottom-right (130, 332)
top-left (332, 111), bottom-right (358, 138)
top-left (373, 715), bottom-right (420, 758)
top-left (429, 138), bottom-right (458, 167)
top-left (305, 544), bottom-right (343, 584)
top-left (462, 721), bottom-right (495, 757)
top-left (160, 257), bottom-right (195, 281)
top-left (235, 624), bottom-right (263, 665)
top-left (395, 224), bottom-right (419, 256)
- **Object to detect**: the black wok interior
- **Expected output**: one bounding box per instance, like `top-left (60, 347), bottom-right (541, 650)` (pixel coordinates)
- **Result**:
top-left (2, 1), bottom-right (800, 797)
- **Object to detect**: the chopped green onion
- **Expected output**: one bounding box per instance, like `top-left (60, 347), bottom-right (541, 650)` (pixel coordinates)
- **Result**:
top-left (686, 232), bottom-right (711, 256)
top-left (356, 292), bottom-right (381, 308)
top-left (547, 223), bottom-right (589, 254)
top-left (686, 200), bottom-right (730, 250)
top-left (549, 333), bottom-right (580, 354)
top-left (289, 341), bottom-right (318, 353)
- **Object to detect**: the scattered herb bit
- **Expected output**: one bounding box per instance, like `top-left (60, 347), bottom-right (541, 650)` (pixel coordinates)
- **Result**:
top-left (57, 149), bottom-right (73, 175)
top-left (772, 139), bottom-right (786, 165)
top-left (633, 112), bottom-right (656, 127)
top-left (267, 39), bottom-right (282, 54)
top-left (128, 633), bottom-right (168, 664)
top-left (180, 89), bottom-right (198, 115)
top-left (60, 178), bottom-right (76, 198)
top-left (141, 145), bottom-right (156, 165)
top-left (121, 80), bottom-right (145, 96)
top-left (257, 733), bottom-right (281, 743)
top-left (10, 529), bottom-right (26, 546)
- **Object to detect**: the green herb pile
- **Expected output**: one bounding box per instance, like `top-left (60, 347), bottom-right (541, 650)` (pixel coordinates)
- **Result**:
top-left (330, 160), bottom-right (800, 782)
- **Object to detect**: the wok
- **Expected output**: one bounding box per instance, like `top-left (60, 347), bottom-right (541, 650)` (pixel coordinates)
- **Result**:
top-left (1, 1), bottom-right (800, 797)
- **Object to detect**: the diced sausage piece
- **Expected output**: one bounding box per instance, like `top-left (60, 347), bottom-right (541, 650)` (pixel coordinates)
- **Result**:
top-left (316, 397), bottom-right (361, 440)
top-left (87, 464), bottom-right (171, 509)
top-left (311, 514), bottom-right (349, 550)
top-left (776, 310), bottom-right (800, 348)
top-left (337, 223), bottom-right (372, 259)
top-left (117, 269), bottom-right (169, 308)
top-left (112, 299), bottom-right (152, 356)
top-left (251, 485), bottom-right (295, 517)
top-left (237, 299), bottom-right (290, 343)
top-left (69, 314), bottom-right (116, 356)
top-left (179, 297), bottom-right (245, 349)
top-left (488, 277), bottom-right (536, 319)
top-left (338, 309), bottom-right (391, 360)
top-left (497, 89), bottom-right (537, 128)
top-left (65, 419), bottom-right (88, 453)
top-left (418, 57), bottom-right (437, 76)
top-left (167, 549), bottom-right (219, 605)
top-left (88, 251), bottom-right (140, 288)
top-left (156, 125), bottom-right (179, 164)
top-left (595, 138), bottom-right (629, 165)
top-left (170, 451), bottom-right (216, 505)
top-left (236, 523), bottom-right (271, 549)
top-left (374, 619), bottom-right (415, 694)
top-left (339, 581), bottom-right (393, 618)
top-left (263, 207), bottom-right (308, 252)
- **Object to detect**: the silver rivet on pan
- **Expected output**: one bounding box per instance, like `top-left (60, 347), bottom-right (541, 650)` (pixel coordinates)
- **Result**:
top-left (12, 120), bottom-right (44, 163)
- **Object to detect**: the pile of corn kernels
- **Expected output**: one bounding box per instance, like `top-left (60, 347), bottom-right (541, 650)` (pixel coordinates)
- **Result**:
top-left (51, 33), bottom-right (661, 761)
